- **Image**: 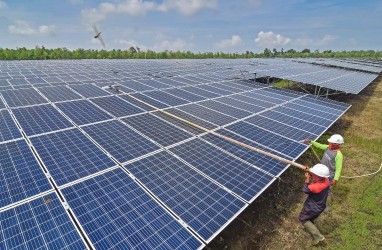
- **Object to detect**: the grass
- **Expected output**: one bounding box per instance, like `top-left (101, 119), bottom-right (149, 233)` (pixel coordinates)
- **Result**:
top-left (207, 76), bottom-right (382, 249)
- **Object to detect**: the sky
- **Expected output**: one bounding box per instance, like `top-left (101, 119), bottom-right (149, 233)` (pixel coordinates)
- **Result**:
top-left (0, 0), bottom-right (381, 53)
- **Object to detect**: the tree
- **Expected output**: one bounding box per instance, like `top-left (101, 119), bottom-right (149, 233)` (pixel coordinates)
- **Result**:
top-left (263, 48), bottom-right (272, 58)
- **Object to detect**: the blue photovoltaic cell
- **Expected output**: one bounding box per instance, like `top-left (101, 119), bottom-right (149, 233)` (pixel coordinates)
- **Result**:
top-left (166, 88), bottom-right (206, 102)
top-left (201, 130), bottom-right (289, 176)
top-left (229, 94), bottom-right (275, 108)
top-left (130, 93), bottom-right (169, 109)
top-left (143, 91), bottom-right (190, 106)
top-left (91, 96), bottom-right (145, 117)
top-left (61, 168), bottom-right (203, 250)
top-left (124, 151), bottom-right (246, 241)
top-left (153, 108), bottom-right (217, 135)
top-left (118, 94), bottom-right (153, 111)
top-left (292, 98), bottom-right (346, 116)
top-left (198, 100), bottom-right (252, 119)
top-left (301, 95), bottom-right (350, 110)
top-left (136, 79), bottom-right (171, 89)
top-left (283, 102), bottom-right (341, 121)
top-left (1, 88), bottom-right (48, 107)
top-left (155, 77), bottom-right (186, 87)
top-left (83, 120), bottom-right (160, 163)
top-left (181, 86), bottom-right (220, 98)
top-left (0, 110), bottom-right (22, 142)
top-left (56, 100), bottom-right (113, 126)
top-left (0, 194), bottom-right (86, 250)
top-left (259, 110), bottom-right (326, 135)
top-left (26, 77), bottom-right (47, 84)
top-left (31, 129), bottom-right (116, 186)
top-left (69, 84), bottom-right (110, 98)
top-left (123, 113), bottom-right (192, 147)
top-left (121, 79), bottom-right (154, 91)
top-left (42, 76), bottom-right (63, 83)
top-left (0, 140), bottom-right (52, 208)
top-left (170, 139), bottom-right (274, 201)
top-left (208, 83), bottom-right (243, 93)
top-left (8, 78), bottom-right (30, 86)
top-left (0, 99), bottom-right (5, 109)
top-left (178, 104), bottom-right (236, 126)
top-left (171, 76), bottom-right (200, 85)
top-left (227, 80), bottom-right (263, 91)
top-left (226, 121), bottom-right (308, 159)
top-left (38, 86), bottom-right (82, 102)
top-left (242, 91), bottom-right (286, 105)
top-left (214, 96), bottom-right (266, 113)
top-left (256, 88), bottom-right (303, 101)
top-left (273, 106), bottom-right (334, 127)
top-left (195, 84), bottom-right (233, 95)
top-left (244, 116), bottom-right (316, 141)
top-left (12, 104), bottom-right (73, 136)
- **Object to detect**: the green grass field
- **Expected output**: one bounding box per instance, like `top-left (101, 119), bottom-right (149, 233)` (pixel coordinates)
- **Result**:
top-left (208, 76), bottom-right (382, 249)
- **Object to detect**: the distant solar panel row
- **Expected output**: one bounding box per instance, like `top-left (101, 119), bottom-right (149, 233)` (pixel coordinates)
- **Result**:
top-left (0, 59), bottom-right (352, 249)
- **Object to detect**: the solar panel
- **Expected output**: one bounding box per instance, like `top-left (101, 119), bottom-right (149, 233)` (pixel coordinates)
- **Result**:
top-left (0, 59), bottom-right (354, 249)
top-left (12, 104), bottom-right (73, 136)
top-left (61, 168), bottom-right (203, 249)
top-left (0, 193), bottom-right (86, 249)
top-left (30, 128), bottom-right (116, 186)
top-left (124, 151), bottom-right (246, 241)
top-left (82, 120), bottom-right (160, 163)
top-left (90, 96), bottom-right (145, 117)
top-left (123, 113), bottom-right (192, 147)
top-left (170, 138), bottom-right (274, 201)
top-left (56, 100), bottom-right (113, 126)
top-left (1, 88), bottom-right (48, 107)
top-left (0, 110), bottom-right (22, 142)
top-left (0, 140), bottom-right (52, 208)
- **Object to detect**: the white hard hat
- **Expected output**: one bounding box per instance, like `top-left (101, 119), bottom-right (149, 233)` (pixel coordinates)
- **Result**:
top-left (327, 134), bottom-right (344, 144)
top-left (310, 164), bottom-right (330, 178)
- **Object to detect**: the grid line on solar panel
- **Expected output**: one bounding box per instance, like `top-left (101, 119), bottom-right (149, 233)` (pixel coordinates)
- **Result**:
top-left (194, 84), bottom-right (233, 96)
top-left (244, 116), bottom-right (316, 141)
top-left (55, 100), bottom-right (113, 126)
top-left (1, 88), bottom-right (48, 107)
top-left (201, 130), bottom-right (290, 176)
top-left (180, 86), bottom-right (220, 99)
top-left (170, 138), bottom-right (274, 201)
top-left (68, 84), bottom-right (111, 98)
top-left (82, 120), bottom-right (161, 164)
top-left (259, 110), bottom-right (326, 135)
top-left (0, 110), bottom-right (22, 142)
top-left (0, 140), bottom-right (52, 209)
top-left (90, 95), bottom-right (146, 117)
top-left (136, 79), bottom-right (173, 89)
top-left (273, 106), bottom-right (334, 127)
top-left (120, 79), bottom-right (154, 91)
top-left (198, 100), bottom-right (252, 119)
top-left (12, 104), bottom-right (74, 136)
top-left (0, 193), bottom-right (87, 249)
top-left (165, 88), bottom-right (206, 102)
top-left (124, 149), bottom-right (247, 241)
top-left (155, 77), bottom-right (187, 87)
top-left (226, 121), bottom-right (307, 159)
top-left (142, 90), bottom-right (190, 106)
top-left (30, 128), bottom-right (116, 186)
top-left (61, 168), bottom-right (203, 249)
top-left (37, 86), bottom-right (83, 102)
top-left (122, 113), bottom-right (193, 147)
top-left (178, 104), bottom-right (237, 126)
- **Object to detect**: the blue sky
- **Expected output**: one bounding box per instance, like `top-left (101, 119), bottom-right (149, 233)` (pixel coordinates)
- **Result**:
top-left (0, 0), bottom-right (381, 52)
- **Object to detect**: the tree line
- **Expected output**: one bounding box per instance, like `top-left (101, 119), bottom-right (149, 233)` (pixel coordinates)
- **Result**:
top-left (0, 46), bottom-right (381, 60)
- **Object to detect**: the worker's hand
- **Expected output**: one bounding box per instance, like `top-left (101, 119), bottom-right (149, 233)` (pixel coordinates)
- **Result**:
top-left (303, 165), bottom-right (310, 172)
top-left (303, 139), bottom-right (311, 143)
top-left (331, 180), bottom-right (337, 186)
top-left (304, 172), bottom-right (311, 183)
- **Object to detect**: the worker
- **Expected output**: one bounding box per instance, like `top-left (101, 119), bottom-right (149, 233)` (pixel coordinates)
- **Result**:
top-left (304, 134), bottom-right (344, 186)
top-left (299, 163), bottom-right (330, 245)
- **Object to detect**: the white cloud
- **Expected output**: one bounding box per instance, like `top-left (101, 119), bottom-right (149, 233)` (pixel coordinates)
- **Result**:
top-left (153, 38), bottom-right (187, 51)
top-left (214, 35), bottom-right (243, 49)
top-left (255, 31), bottom-right (292, 47)
top-left (0, 1), bottom-right (7, 9)
top-left (164, 0), bottom-right (218, 16)
top-left (114, 39), bottom-right (147, 50)
top-left (294, 34), bottom-right (338, 46)
top-left (8, 20), bottom-right (56, 36)
top-left (82, 0), bottom-right (217, 23)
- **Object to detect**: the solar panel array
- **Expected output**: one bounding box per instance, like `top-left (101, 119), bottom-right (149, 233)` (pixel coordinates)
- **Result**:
top-left (0, 59), bottom-right (351, 249)
top-left (247, 58), bottom-right (379, 94)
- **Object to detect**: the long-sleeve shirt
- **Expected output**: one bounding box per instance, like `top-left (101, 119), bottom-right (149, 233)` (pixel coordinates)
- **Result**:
top-left (310, 141), bottom-right (343, 181)
top-left (302, 178), bottom-right (330, 214)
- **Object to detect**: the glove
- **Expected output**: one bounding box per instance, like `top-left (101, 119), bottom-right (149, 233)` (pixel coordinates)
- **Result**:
top-left (303, 139), bottom-right (311, 143)
top-left (331, 180), bottom-right (337, 186)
